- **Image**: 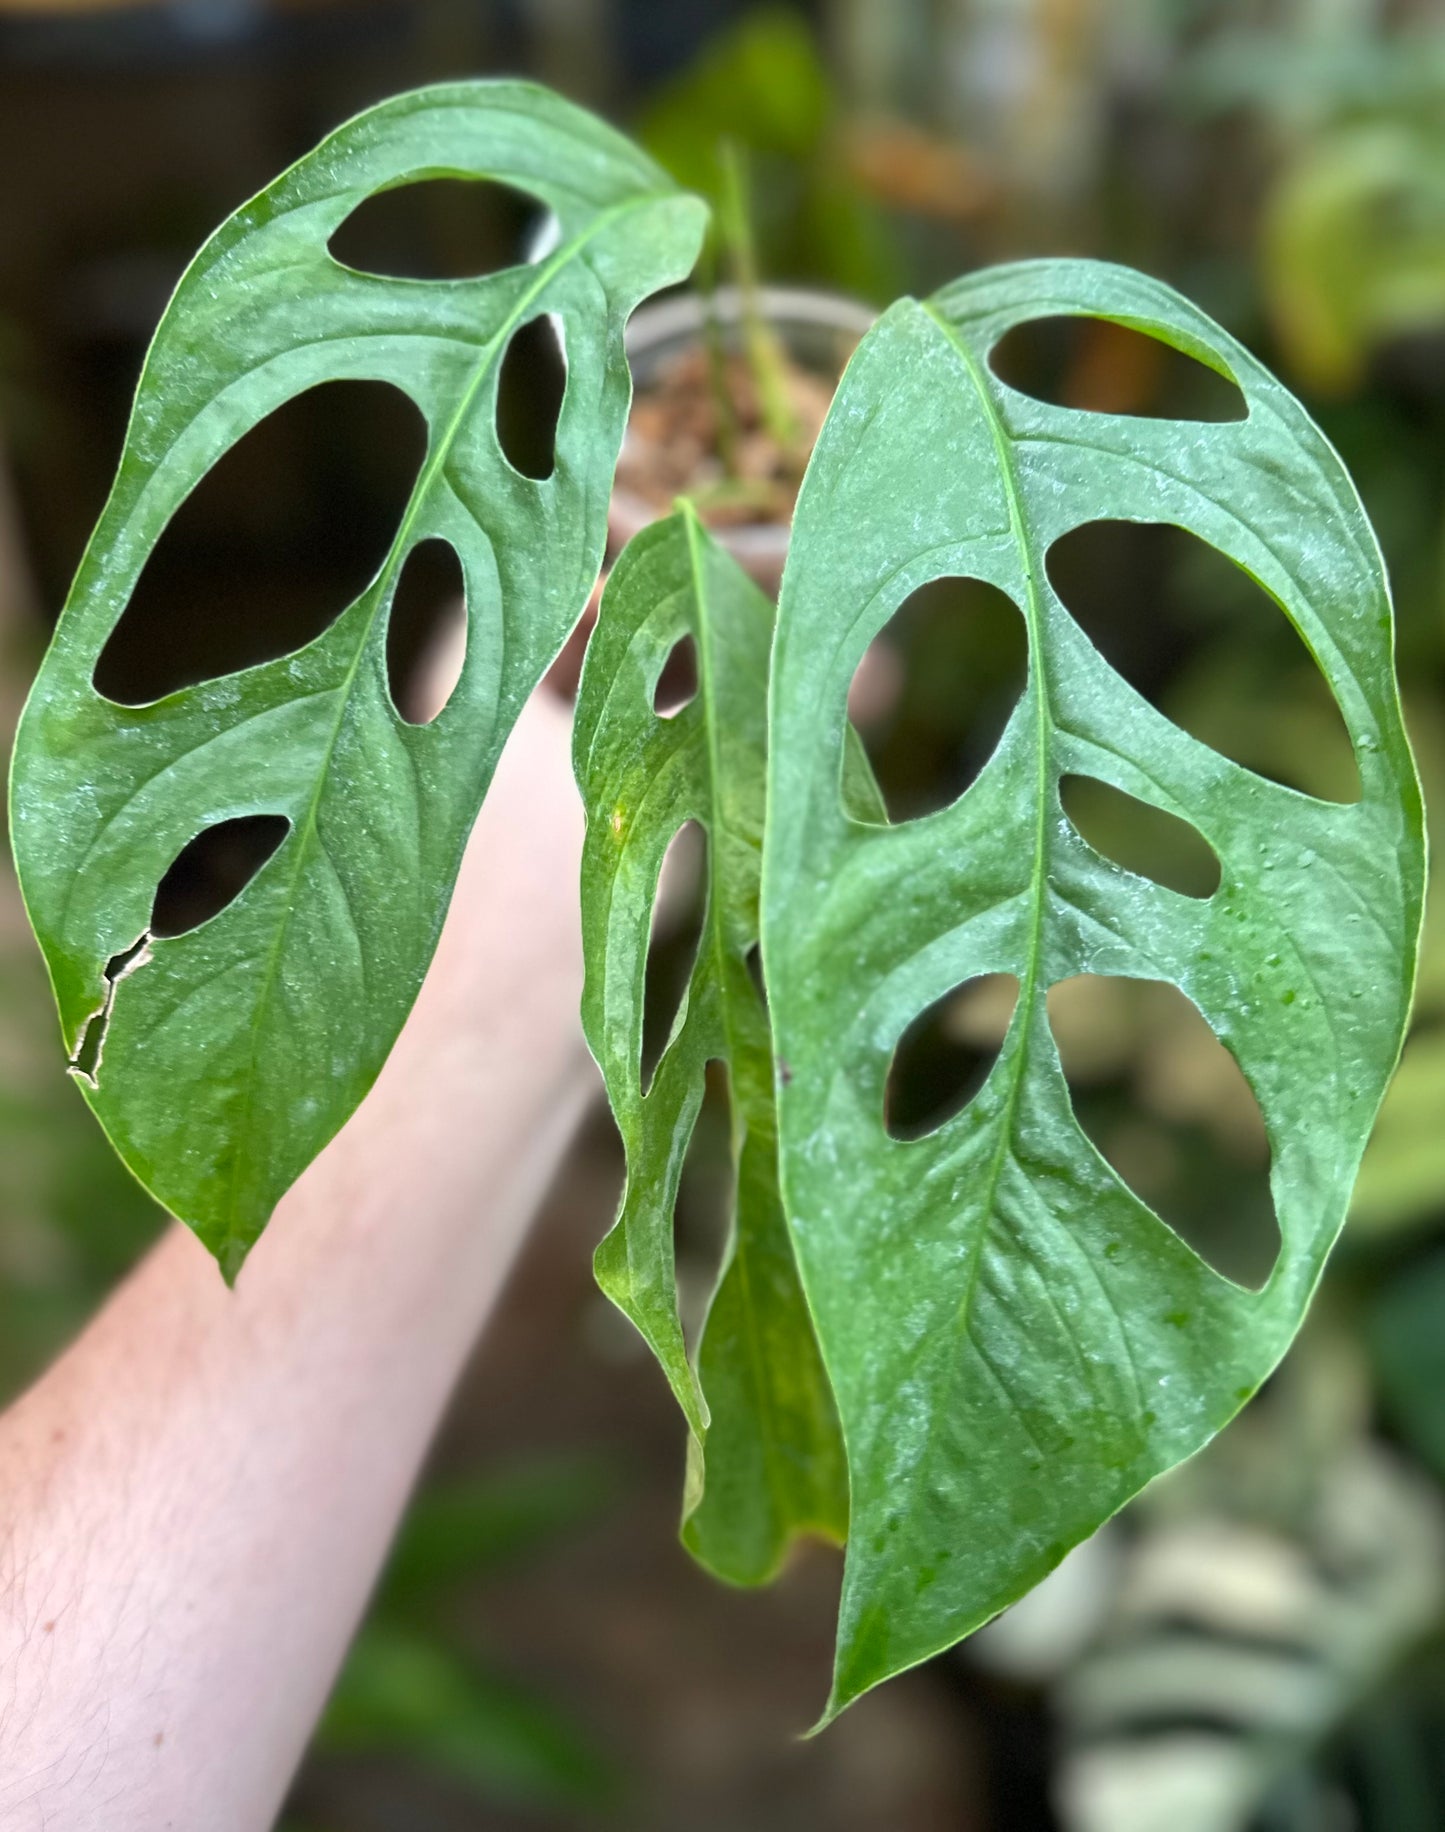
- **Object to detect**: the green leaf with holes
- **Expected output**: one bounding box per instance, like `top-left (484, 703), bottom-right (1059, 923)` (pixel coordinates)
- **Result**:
top-left (8, 82), bottom-right (705, 1277)
top-left (574, 507), bottom-right (849, 1583)
top-left (762, 259), bottom-right (1424, 1719)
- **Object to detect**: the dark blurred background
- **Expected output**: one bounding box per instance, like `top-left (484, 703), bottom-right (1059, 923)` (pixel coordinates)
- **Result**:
top-left (7, 2), bottom-right (1445, 1827)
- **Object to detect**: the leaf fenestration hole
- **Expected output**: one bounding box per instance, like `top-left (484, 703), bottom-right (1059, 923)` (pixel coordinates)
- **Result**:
top-left (853, 575), bottom-right (1027, 822)
top-left (674, 1062), bottom-right (734, 1356)
top-left (94, 381), bottom-right (428, 706)
top-left (988, 316), bottom-right (1246, 422)
top-left (1046, 520), bottom-right (1360, 803)
top-left (1060, 776), bottom-right (1221, 899)
top-left (1046, 973), bottom-right (1278, 1289)
top-left (385, 539), bottom-right (466, 725)
top-left (642, 820), bottom-right (708, 1093)
top-left (886, 972), bottom-right (1020, 1140)
top-left (653, 633), bottom-right (698, 718)
top-left (327, 177), bottom-right (547, 280)
top-left (496, 316), bottom-right (566, 481)
top-left (744, 942), bottom-right (766, 1006)
top-left (150, 814), bottom-right (290, 939)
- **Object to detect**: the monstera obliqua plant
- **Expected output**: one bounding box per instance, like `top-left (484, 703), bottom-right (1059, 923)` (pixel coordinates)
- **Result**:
top-left (8, 83), bottom-right (1424, 1720)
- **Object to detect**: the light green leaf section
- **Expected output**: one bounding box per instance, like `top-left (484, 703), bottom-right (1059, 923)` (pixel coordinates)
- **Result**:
top-left (574, 508), bottom-right (847, 1584)
top-left (762, 259), bottom-right (1425, 1718)
top-left (9, 82), bottom-right (705, 1277)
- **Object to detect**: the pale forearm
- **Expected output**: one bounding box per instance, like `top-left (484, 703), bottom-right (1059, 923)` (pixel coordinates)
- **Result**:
top-left (0, 691), bottom-right (591, 1831)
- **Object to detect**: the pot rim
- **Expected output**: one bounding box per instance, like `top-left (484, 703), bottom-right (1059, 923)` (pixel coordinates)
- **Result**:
top-left (613, 285), bottom-right (877, 568)
top-left (624, 283), bottom-right (877, 356)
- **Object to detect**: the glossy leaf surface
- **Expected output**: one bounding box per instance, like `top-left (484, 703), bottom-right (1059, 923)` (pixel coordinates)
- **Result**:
top-left (575, 509), bottom-right (847, 1583)
top-left (10, 82), bottom-right (705, 1276)
top-left (762, 259), bottom-right (1425, 1716)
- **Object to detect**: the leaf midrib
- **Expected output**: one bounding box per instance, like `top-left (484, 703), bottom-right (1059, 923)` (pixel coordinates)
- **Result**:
top-left (213, 195), bottom-right (650, 1259)
top-left (920, 301), bottom-right (1054, 1341)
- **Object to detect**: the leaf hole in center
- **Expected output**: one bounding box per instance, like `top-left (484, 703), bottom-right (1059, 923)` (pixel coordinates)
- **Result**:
top-left (1047, 973), bottom-right (1278, 1289)
top-left (496, 316), bottom-right (566, 482)
top-left (1060, 776), bottom-right (1221, 899)
top-left (386, 539), bottom-right (467, 725)
top-left (886, 972), bottom-right (1020, 1140)
top-left (989, 316), bottom-right (1246, 422)
top-left (653, 633), bottom-right (698, 718)
top-left (150, 814), bottom-right (290, 939)
top-left (93, 379), bottom-right (428, 706)
top-left (327, 176), bottom-right (548, 281)
top-left (642, 820), bottom-right (708, 1093)
top-left (1046, 520), bottom-right (1360, 803)
top-left (852, 574), bottom-right (1027, 822)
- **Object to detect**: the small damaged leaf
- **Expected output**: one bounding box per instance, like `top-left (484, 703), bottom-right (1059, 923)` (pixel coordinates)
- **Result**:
top-left (575, 509), bottom-right (849, 1585)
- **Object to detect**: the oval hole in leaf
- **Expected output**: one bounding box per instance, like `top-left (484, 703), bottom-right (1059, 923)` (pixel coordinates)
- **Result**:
top-left (886, 972), bottom-right (1020, 1140)
top-left (386, 538), bottom-right (466, 725)
top-left (496, 316), bottom-right (566, 481)
top-left (642, 820), bottom-right (708, 1093)
top-left (94, 380), bottom-right (428, 706)
top-left (654, 633), bottom-right (698, 718)
top-left (150, 814), bottom-right (290, 939)
top-left (989, 316), bottom-right (1246, 422)
top-left (853, 575), bottom-right (1027, 822)
top-left (1047, 973), bottom-right (1278, 1289)
top-left (327, 176), bottom-right (546, 280)
top-left (1046, 520), bottom-right (1360, 803)
top-left (1061, 775), bottom-right (1221, 899)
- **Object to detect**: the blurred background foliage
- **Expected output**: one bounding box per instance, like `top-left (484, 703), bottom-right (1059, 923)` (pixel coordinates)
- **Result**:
top-left (7, 0), bottom-right (1445, 1826)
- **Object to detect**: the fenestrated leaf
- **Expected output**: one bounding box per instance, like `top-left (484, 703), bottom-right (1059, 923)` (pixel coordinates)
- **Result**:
top-left (762, 259), bottom-right (1425, 1717)
top-left (9, 82), bottom-right (705, 1277)
top-left (574, 508), bottom-right (847, 1583)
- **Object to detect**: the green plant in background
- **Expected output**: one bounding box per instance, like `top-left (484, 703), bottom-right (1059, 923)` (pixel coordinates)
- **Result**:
top-left (7, 81), bottom-right (1425, 1720)
top-left (1184, 10), bottom-right (1445, 394)
top-left (637, 4), bottom-right (902, 304)
top-left (1262, 120), bottom-right (1445, 396)
top-left (309, 1456), bottom-right (620, 1818)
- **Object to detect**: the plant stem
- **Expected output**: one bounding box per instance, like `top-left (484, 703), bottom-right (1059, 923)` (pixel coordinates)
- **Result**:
top-left (695, 236), bottom-right (742, 478)
top-left (718, 139), bottom-right (802, 459)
